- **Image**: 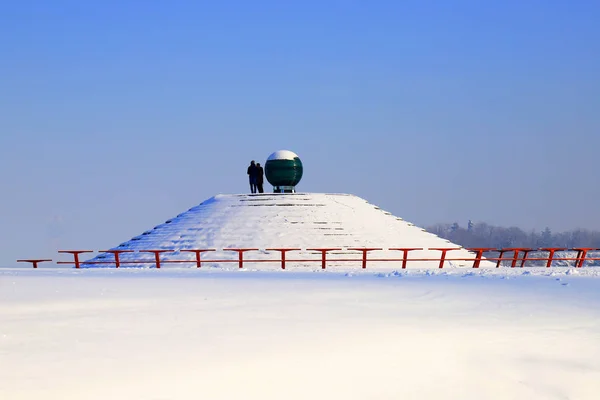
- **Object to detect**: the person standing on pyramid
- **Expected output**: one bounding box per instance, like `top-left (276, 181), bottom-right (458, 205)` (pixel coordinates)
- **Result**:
top-left (247, 160), bottom-right (258, 193)
top-left (256, 162), bottom-right (264, 193)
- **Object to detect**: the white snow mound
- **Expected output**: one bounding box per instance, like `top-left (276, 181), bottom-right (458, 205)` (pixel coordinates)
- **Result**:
top-left (87, 193), bottom-right (492, 269)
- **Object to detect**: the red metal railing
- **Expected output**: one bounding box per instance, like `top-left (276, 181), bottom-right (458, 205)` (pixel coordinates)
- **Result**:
top-left (389, 248), bottom-right (422, 269)
top-left (181, 249), bottom-right (216, 268)
top-left (348, 248), bottom-right (382, 269)
top-left (266, 248), bottom-right (301, 269)
top-left (16, 247), bottom-right (600, 270)
top-left (57, 250), bottom-right (93, 269)
top-left (99, 249), bottom-right (134, 268)
top-left (16, 259), bottom-right (53, 268)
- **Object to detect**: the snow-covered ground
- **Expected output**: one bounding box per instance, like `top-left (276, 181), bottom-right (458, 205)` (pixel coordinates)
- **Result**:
top-left (1, 267), bottom-right (599, 399)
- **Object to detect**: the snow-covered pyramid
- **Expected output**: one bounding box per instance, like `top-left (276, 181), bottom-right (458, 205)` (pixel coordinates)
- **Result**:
top-left (87, 193), bottom-right (493, 269)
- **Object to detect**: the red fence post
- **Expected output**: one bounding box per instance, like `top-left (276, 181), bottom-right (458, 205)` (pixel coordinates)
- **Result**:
top-left (540, 248), bottom-right (564, 268)
top-left (467, 248), bottom-right (497, 268)
top-left (389, 248), bottom-right (423, 269)
top-left (347, 248), bottom-right (382, 269)
top-left (429, 248), bottom-right (461, 268)
top-left (99, 250), bottom-right (134, 268)
top-left (16, 259), bottom-right (52, 268)
top-left (510, 249), bottom-right (521, 268)
top-left (495, 249), bottom-right (509, 268)
top-left (519, 249), bottom-right (534, 268)
top-left (573, 248), bottom-right (594, 268)
top-left (266, 248), bottom-right (301, 269)
top-left (181, 249), bottom-right (216, 268)
top-left (306, 248), bottom-right (342, 269)
top-left (57, 250), bottom-right (94, 268)
top-left (224, 248), bottom-right (259, 269)
top-left (500, 248), bottom-right (526, 268)
top-left (140, 250), bottom-right (173, 268)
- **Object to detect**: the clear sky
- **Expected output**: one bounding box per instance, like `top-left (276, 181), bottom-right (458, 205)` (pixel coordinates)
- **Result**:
top-left (1, 1), bottom-right (599, 266)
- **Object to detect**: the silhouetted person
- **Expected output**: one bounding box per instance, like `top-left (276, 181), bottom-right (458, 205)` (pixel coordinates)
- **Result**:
top-left (256, 163), bottom-right (264, 193)
top-left (247, 160), bottom-right (258, 193)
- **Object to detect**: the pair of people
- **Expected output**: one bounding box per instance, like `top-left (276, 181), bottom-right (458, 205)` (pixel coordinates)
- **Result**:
top-left (247, 160), bottom-right (264, 193)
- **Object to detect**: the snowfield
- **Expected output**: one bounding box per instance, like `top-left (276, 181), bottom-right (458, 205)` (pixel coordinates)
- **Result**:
top-left (1, 267), bottom-right (600, 399)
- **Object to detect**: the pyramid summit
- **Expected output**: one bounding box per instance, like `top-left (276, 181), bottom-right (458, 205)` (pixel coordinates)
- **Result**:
top-left (87, 192), bottom-right (493, 269)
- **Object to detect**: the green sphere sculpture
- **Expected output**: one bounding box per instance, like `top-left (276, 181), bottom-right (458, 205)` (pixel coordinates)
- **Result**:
top-left (265, 150), bottom-right (303, 193)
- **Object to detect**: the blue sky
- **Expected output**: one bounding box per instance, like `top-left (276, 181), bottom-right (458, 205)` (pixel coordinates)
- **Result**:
top-left (1, 1), bottom-right (599, 265)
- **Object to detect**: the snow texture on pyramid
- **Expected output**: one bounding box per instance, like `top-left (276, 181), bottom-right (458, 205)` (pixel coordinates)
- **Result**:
top-left (87, 193), bottom-right (494, 269)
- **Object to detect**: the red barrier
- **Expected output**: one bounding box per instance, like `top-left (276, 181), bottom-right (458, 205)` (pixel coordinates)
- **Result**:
top-left (499, 248), bottom-right (526, 268)
top-left (57, 250), bottom-right (94, 268)
top-left (467, 248), bottom-right (497, 269)
top-left (266, 248), bottom-right (301, 269)
top-left (429, 248), bottom-right (461, 268)
top-left (389, 248), bottom-right (423, 269)
top-left (495, 249), bottom-right (509, 268)
top-left (306, 248), bottom-right (342, 269)
top-left (99, 250), bottom-right (134, 268)
top-left (573, 248), bottom-right (594, 268)
top-left (140, 250), bottom-right (173, 268)
top-left (18, 247), bottom-right (600, 270)
top-left (224, 248), bottom-right (259, 269)
top-left (181, 249), bottom-right (216, 268)
top-left (348, 248), bottom-right (383, 269)
top-left (17, 259), bottom-right (53, 268)
top-left (519, 248), bottom-right (535, 268)
top-left (540, 248), bottom-right (563, 268)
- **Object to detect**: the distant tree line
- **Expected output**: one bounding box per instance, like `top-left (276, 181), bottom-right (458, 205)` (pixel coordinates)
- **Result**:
top-left (427, 221), bottom-right (600, 266)
top-left (427, 221), bottom-right (600, 249)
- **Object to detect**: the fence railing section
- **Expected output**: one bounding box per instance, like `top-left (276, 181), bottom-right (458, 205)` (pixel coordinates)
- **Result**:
top-left (15, 247), bottom-right (600, 270)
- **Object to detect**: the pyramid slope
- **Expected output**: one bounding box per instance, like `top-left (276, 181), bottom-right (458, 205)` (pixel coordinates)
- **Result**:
top-left (88, 193), bottom-right (493, 269)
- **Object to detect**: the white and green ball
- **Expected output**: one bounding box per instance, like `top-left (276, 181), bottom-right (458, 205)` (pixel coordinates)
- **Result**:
top-left (265, 150), bottom-right (303, 187)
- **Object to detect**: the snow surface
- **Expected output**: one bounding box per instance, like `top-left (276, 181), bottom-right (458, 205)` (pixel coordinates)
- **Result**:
top-left (266, 149), bottom-right (299, 160)
top-left (1, 267), bottom-right (600, 399)
top-left (87, 193), bottom-right (493, 268)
